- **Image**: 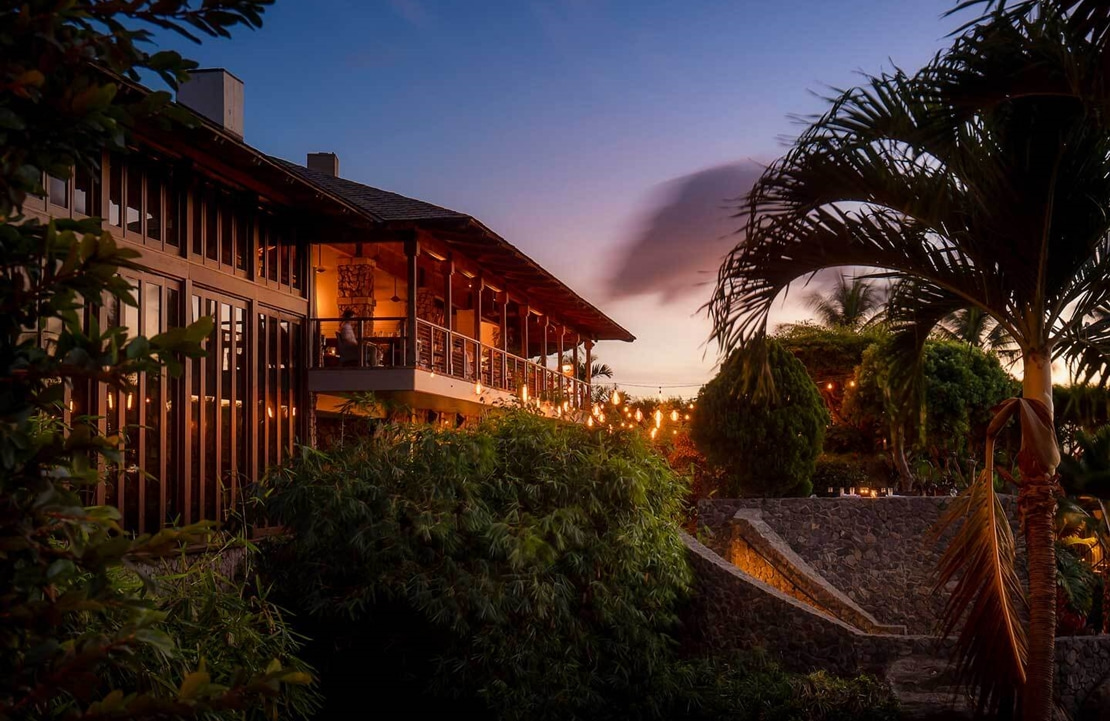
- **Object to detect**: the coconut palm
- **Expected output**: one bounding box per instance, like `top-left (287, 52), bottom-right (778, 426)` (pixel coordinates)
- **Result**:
top-left (936, 306), bottom-right (1019, 363)
top-left (805, 274), bottom-right (883, 330)
top-left (709, 6), bottom-right (1110, 718)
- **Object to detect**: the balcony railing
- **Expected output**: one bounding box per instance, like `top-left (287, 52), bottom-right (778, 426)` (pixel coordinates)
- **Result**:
top-left (310, 316), bottom-right (591, 410)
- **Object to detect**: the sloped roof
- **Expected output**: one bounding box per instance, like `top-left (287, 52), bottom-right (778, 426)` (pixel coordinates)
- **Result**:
top-left (271, 157), bottom-right (467, 222)
top-left (270, 157), bottom-right (635, 343)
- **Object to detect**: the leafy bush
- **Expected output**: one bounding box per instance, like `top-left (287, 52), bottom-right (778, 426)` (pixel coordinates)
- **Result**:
top-left (673, 652), bottom-right (900, 721)
top-left (690, 341), bottom-right (829, 497)
top-left (811, 456), bottom-right (870, 493)
top-left (261, 411), bottom-right (692, 720)
top-left (89, 545), bottom-right (322, 721)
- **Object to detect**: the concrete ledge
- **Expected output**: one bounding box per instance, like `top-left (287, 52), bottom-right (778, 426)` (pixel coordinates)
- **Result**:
top-left (729, 509), bottom-right (906, 635)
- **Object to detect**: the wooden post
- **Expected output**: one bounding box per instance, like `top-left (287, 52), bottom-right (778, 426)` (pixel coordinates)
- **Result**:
top-left (573, 338), bottom-right (580, 408)
top-left (585, 340), bottom-right (594, 386)
top-left (557, 324), bottom-right (565, 401)
top-left (444, 256), bottom-right (454, 375)
top-left (473, 275), bottom-right (483, 341)
top-left (404, 234), bottom-right (419, 366)
top-left (499, 291), bottom-right (508, 387)
top-left (520, 304), bottom-right (530, 394)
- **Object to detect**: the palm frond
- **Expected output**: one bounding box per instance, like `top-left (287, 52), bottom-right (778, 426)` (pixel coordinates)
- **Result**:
top-left (932, 399), bottom-right (1030, 716)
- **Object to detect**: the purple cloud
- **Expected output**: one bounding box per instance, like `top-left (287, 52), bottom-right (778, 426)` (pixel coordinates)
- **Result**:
top-left (608, 161), bottom-right (763, 303)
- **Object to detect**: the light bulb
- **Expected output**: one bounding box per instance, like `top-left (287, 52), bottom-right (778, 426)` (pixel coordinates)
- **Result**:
top-left (634, 409), bottom-right (643, 422)
top-left (475, 382), bottom-right (483, 395)
top-left (610, 389), bottom-right (621, 406)
top-left (587, 417), bottom-right (595, 428)
top-left (521, 384), bottom-right (529, 403)
top-left (670, 410), bottom-right (678, 422)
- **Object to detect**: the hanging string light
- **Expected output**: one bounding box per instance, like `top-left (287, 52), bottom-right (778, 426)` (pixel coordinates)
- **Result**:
top-left (670, 409), bottom-right (679, 422)
top-left (475, 381), bottom-right (483, 395)
top-left (634, 408), bottom-right (643, 423)
top-left (650, 427), bottom-right (658, 440)
top-left (610, 389), bottom-right (621, 406)
top-left (587, 417), bottom-right (595, 428)
top-left (654, 409), bottom-right (663, 429)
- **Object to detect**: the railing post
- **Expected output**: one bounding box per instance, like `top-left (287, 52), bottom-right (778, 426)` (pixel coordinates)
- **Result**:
top-left (444, 256), bottom-right (454, 376)
top-left (404, 234), bottom-right (419, 367)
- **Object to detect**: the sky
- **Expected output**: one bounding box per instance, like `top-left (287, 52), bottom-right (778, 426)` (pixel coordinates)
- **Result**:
top-left (162, 0), bottom-right (963, 396)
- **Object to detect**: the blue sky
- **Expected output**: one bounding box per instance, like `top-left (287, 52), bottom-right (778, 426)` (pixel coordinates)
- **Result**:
top-left (164, 0), bottom-right (961, 395)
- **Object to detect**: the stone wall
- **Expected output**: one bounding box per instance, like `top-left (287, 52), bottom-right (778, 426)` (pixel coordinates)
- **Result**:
top-left (683, 531), bottom-right (1110, 717)
top-left (691, 498), bottom-right (1110, 717)
top-left (698, 496), bottom-right (1019, 634)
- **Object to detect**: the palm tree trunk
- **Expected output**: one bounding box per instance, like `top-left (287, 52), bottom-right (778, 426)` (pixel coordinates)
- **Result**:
top-left (1019, 349), bottom-right (1058, 721)
top-left (893, 433), bottom-right (914, 493)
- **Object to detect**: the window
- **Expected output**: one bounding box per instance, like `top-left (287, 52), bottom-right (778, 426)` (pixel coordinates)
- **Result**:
top-left (48, 175), bottom-right (68, 208)
top-left (220, 195), bottom-right (233, 266)
top-left (74, 166), bottom-right (98, 217)
top-left (235, 209), bottom-right (249, 272)
top-left (146, 167), bottom-right (162, 241)
top-left (204, 187), bottom-right (219, 261)
top-left (126, 162), bottom-right (143, 234)
top-left (165, 172), bottom-right (180, 248)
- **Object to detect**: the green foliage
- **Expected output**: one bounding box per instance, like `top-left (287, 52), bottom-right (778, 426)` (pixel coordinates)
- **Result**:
top-left (86, 545), bottom-right (322, 721)
top-left (673, 653), bottom-right (900, 721)
top-left (1056, 540), bottom-right (1098, 619)
top-left (0, 2), bottom-right (314, 719)
top-left (844, 339), bottom-right (1016, 460)
top-left (775, 323), bottom-right (879, 388)
top-left (690, 341), bottom-right (828, 497)
top-left (811, 456), bottom-right (870, 492)
top-left (261, 411), bottom-right (693, 720)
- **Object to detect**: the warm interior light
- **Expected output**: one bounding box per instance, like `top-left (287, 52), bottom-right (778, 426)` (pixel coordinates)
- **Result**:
top-left (267, 405), bottom-right (274, 419)
top-left (126, 393), bottom-right (133, 411)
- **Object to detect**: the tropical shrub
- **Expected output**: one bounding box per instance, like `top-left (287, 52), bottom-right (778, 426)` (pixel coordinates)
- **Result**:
top-left (690, 341), bottom-right (829, 497)
top-left (89, 545), bottom-right (323, 720)
top-left (0, 3), bottom-right (315, 718)
top-left (673, 652), bottom-right (900, 721)
top-left (811, 456), bottom-right (870, 494)
top-left (261, 411), bottom-right (693, 720)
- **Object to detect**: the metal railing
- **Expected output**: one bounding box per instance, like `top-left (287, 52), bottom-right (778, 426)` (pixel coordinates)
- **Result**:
top-left (311, 316), bottom-right (406, 369)
top-left (310, 316), bottom-right (591, 410)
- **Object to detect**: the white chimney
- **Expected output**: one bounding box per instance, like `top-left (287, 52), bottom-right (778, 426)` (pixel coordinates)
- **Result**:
top-left (307, 152), bottom-right (339, 177)
top-left (177, 68), bottom-right (244, 139)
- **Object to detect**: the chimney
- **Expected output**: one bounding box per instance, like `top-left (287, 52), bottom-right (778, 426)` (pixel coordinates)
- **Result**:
top-left (307, 152), bottom-right (340, 177)
top-left (177, 68), bottom-right (244, 139)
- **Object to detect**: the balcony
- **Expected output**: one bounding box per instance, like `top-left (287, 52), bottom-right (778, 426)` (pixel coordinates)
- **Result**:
top-left (309, 316), bottom-right (591, 414)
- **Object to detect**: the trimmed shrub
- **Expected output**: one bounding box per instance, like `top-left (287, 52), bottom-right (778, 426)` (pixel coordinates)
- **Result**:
top-left (690, 341), bottom-right (829, 497)
top-left (261, 411), bottom-right (692, 720)
top-left (811, 456), bottom-right (870, 493)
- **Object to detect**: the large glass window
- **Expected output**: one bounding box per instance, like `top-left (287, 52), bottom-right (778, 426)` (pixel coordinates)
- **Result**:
top-left (145, 167), bottom-right (162, 241)
top-left (126, 163), bottom-right (143, 234)
top-left (74, 166), bottom-right (98, 217)
top-left (109, 158), bottom-right (122, 227)
top-left (48, 174), bottom-right (68, 208)
top-left (205, 186), bottom-right (219, 261)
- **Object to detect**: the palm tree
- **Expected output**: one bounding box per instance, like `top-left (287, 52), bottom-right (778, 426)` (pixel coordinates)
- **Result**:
top-left (937, 306), bottom-right (1019, 363)
top-left (709, 7), bottom-right (1110, 718)
top-left (805, 274), bottom-right (883, 330)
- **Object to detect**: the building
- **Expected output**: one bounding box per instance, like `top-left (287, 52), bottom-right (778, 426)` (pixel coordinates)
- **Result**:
top-left (23, 69), bottom-right (633, 534)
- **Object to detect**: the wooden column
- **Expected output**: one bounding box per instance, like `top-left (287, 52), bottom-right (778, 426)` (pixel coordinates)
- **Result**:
top-left (499, 291), bottom-right (508, 386)
top-left (473, 275), bottom-right (483, 341)
top-left (443, 256), bottom-right (454, 375)
top-left (520, 304), bottom-right (530, 358)
top-left (541, 317), bottom-right (549, 367)
top-left (585, 340), bottom-right (594, 386)
top-left (404, 235), bottom-right (419, 366)
top-left (557, 324), bottom-right (565, 400)
top-left (573, 338), bottom-right (580, 408)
